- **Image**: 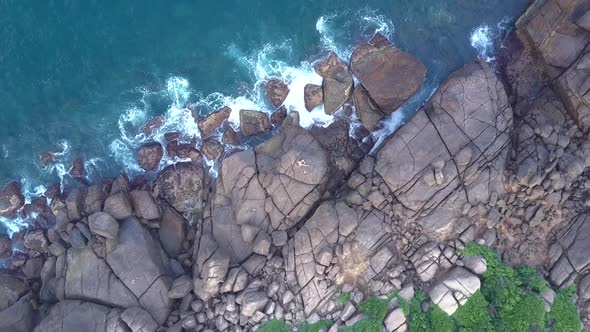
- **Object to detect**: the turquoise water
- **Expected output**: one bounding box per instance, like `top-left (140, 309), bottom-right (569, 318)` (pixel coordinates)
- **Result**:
top-left (0, 0), bottom-right (528, 233)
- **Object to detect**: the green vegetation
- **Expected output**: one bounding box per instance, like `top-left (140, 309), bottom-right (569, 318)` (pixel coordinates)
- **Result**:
top-left (340, 294), bottom-right (393, 332)
top-left (547, 285), bottom-right (583, 332)
top-left (258, 244), bottom-right (582, 332)
top-left (338, 292), bottom-right (350, 304)
top-left (258, 319), bottom-right (290, 332)
top-left (298, 320), bottom-right (333, 332)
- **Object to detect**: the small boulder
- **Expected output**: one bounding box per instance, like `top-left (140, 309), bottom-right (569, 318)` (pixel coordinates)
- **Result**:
top-left (121, 307), bottom-right (159, 332)
top-left (240, 291), bottom-right (269, 317)
top-left (168, 275), bottom-right (193, 299)
top-left (314, 52), bottom-right (353, 114)
top-left (353, 83), bottom-right (385, 131)
top-left (201, 139), bottom-right (224, 162)
top-left (84, 184), bottom-right (106, 215)
top-left (0, 181), bottom-right (24, 218)
top-left (270, 107), bottom-right (287, 127)
top-left (239, 110), bottom-right (272, 136)
top-left (103, 192), bottom-right (134, 220)
top-left (88, 212), bottom-right (119, 239)
top-left (141, 116), bottom-right (165, 136)
top-left (266, 79), bottom-right (290, 109)
top-left (24, 229), bottom-right (48, 253)
top-left (137, 142), bottom-right (164, 171)
top-left (130, 190), bottom-right (160, 220)
top-left (69, 158), bottom-right (85, 179)
top-left (222, 124), bottom-right (241, 145)
top-left (157, 162), bottom-right (203, 214)
top-left (175, 143), bottom-right (203, 164)
top-left (0, 276), bottom-right (27, 311)
top-left (158, 204), bottom-right (186, 257)
top-left (198, 106), bottom-right (232, 139)
top-left (351, 33), bottom-right (426, 113)
top-left (65, 188), bottom-right (84, 221)
top-left (304, 83), bottom-right (323, 111)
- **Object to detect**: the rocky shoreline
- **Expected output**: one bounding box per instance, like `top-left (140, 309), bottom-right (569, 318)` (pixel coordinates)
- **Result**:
top-left (1, 0), bottom-right (590, 331)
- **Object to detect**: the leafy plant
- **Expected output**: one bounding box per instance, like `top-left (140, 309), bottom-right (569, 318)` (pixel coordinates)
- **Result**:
top-left (258, 319), bottom-right (290, 332)
top-left (547, 285), bottom-right (582, 332)
top-left (338, 292), bottom-right (350, 305)
top-left (340, 294), bottom-right (394, 332)
top-left (298, 320), bottom-right (333, 332)
top-left (454, 291), bottom-right (494, 331)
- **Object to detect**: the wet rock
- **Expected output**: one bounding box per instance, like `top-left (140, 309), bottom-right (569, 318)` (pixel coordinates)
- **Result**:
top-left (141, 116), bottom-right (165, 136)
top-left (0, 181), bottom-right (25, 218)
top-left (353, 83), bottom-right (385, 131)
top-left (103, 191), bottom-right (134, 220)
top-left (351, 33), bottom-right (426, 113)
top-left (314, 52), bottom-right (353, 114)
top-left (304, 83), bottom-right (323, 111)
top-left (88, 212), bottom-right (119, 239)
top-left (175, 143), bottom-right (203, 164)
top-left (138, 142), bottom-right (164, 171)
top-left (198, 106), bottom-right (232, 139)
top-left (270, 107), bottom-right (287, 127)
top-left (69, 158), bottom-right (85, 179)
top-left (201, 138), bottom-right (224, 162)
top-left (222, 124), bottom-right (241, 145)
top-left (24, 229), bottom-right (48, 254)
top-left (39, 151), bottom-right (55, 166)
top-left (266, 78), bottom-right (290, 109)
top-left (240, 110), bottom-right (272, 136)
top-left (164, 132), bottom-right (181, 142)
top-left (158, 203), bottom-right (186, 257)
top-left (130, 190), bottom-right (160, 220)
top-left (157, 162), bottom-right (203, 214)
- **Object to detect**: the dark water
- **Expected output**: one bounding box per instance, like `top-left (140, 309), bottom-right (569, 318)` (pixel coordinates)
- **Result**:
top-left (0, 0), bottom-right (528, 233)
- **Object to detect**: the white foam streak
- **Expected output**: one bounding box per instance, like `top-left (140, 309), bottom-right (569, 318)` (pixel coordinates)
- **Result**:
top-left (470, 25), bottom-right (493, 61)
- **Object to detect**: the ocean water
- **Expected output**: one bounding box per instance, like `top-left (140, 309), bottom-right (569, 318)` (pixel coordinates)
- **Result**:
top-left (0, 0), bottom-right (528, 234)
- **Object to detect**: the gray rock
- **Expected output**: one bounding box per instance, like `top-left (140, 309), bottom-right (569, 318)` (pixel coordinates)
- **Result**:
top-left (168, 275), bottom-right (193, 299)
top-left (158, 204), bottom-right (186, 257)
top-left (157, 162), bottom-right (203, 214)
top-left (0, 276), bottom-right (27, 311)
top-left (121, 307), bottom-right (159, 332)
top-left (240, 291), bottom-right (269, 317)
top-left (33, 300), bottom-right (121, 332)
top-left (84, 184), bottom-right (106, 215)
top-left (130, 190), bottom-right (160, 220)
top-left (65, 188), bottom-right (84, 221)
top-left (24, 229), bottom-right (48, 253)
top-left (384, 308), bottom-right (406, 332)
top-left (0, 293), bottom-right (35, 332)
top-left (88, 212), bottom-right (119, 239)
top-left (104, 191), bottom-right (134, 220)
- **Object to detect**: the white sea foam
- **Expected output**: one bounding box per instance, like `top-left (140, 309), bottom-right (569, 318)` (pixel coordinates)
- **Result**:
top-left (1, 145), bottom-right (7, 159)
top-left (470, 17), bottom-right (512, 62)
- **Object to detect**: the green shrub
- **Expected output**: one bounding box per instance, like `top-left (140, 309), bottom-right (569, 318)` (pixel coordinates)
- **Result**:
top-left (258, 319), bottom-right (290, 332)
top-left (430, 305), bottom-right (455, 332)
top-left (298, 319), bottom-right (333, 332)
top-left (454, 291), bottom-right (494, 331)
top-left (338, 292), bottom-right (350, 305)
top-left (547, 285), bottom-right (582, 332)
top-left (340, 296), bottom-right (392, 332)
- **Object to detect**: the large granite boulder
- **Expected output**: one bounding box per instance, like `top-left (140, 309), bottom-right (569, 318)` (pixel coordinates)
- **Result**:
top-left (106, 218), bottom-right (172, 324)
top-left (157, 162), bottom-right (203, 214)
top-left (351, 33), bottom-right (426, 114)
top-left (0, 181), bottom-right (24, 218)
top-left (515, 0), bottom-right (590, 130)
top-left (0, 276), bottom-right (27, 311)
top-left (375, 61), bottom-right (512, 237)
top-left (266, 78), bottom-right (290, 109)
top-left (239, 110), bottom-right (272, 136)
top-left (158, 203), bottom-right (186, 258)
top-left (65, 247), bottom-right (138, 308)
top-left (314, 52), bottom-right (353, 114)
top-left (33, 300), bottom-right (122, 332)
top-left (0, 293), bottom-right (36, 332)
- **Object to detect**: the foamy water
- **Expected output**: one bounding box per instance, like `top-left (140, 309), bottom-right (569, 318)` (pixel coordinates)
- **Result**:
top-left (1, 6), bottom-right (526, 236)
